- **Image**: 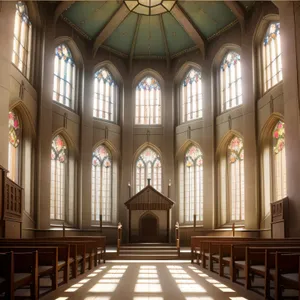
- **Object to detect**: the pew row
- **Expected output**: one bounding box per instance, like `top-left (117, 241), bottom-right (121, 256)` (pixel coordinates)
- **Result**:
top-left (0, 251), bottom-right (38, 300)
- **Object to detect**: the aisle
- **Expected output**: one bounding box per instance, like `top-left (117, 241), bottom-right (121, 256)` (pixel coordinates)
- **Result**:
top-left (42, 261), bottom-right (262, 300)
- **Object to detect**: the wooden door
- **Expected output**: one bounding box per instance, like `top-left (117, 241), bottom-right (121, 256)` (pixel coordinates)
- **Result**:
top-left (139, 213), bottom-right (158, 242)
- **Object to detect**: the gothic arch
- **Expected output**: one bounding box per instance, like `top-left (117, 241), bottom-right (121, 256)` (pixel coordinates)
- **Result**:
top-left (174, 61), bottom-right (202, 85)
top-left (132, 68), bottom-right (164, 89)
top-left (133, 142), bottom-right (163, 166)
top-left (216, 130), bottom-right (244, 157)
top-left (176, 139), bottom-right (203, 160)
top-left (93, 139), bottom-right (120, 161)
top-left (93, 61), bottom-right (123, 87)
top-left (52, 128), bottom-right (78, 159)
top-left (259, 113), bottom-right (284, 145)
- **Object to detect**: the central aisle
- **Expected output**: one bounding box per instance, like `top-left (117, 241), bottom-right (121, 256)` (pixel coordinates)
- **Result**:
top-left (43, 261), bottom-right (262, 300)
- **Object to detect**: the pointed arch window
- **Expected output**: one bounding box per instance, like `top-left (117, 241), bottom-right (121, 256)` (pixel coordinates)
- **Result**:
top-left (136, 147), bottom-right (162, 193)
top-left (220, 52), bottom-right (242, 112)
top-left (228, 137), bottom-right (245, 221)
top-left (91, 145), bottom-right (112, 223)
top-left (273, 120), bottom-right (286, 200)
top-left (181, 69), bottom-right (202, 123)
top-left (179, 145), bottom-right (203, 223)
top-left (263, 22), bottom-right (282, 92)
top-left (12, 1), bottom-right (32, 78)
top-left (93, 68), bottom-right (118, 122)
top-left (8, 111), bottom-right (22, 184)
top-left (135, 76), bottom-right (161, 125)
top-left (50, 135), bottom-right (67, 220)
top-left (53, 44), bottom-right (76, 109)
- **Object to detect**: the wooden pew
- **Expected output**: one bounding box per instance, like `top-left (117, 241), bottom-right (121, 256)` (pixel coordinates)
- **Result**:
top-left (0, 251), bottom-right (39, 300)
top-left (275, 252), bottom-right (300, 300)
top-left (0, 246), bottom-right (58, 291)
top-left (0, 241), bottom-right (71, 282)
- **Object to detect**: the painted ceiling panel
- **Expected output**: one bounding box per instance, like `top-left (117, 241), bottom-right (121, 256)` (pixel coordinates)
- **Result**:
top-left (104, 13), bottom-right (139, 55)
top-left (162, 13), bottom-right (195, 56)
top-left (178, 1), bottom-right (236, 38)
top-left (134, 16), bottom-right (165, 57)
top-left (63, 1), bottom-right (122, 39)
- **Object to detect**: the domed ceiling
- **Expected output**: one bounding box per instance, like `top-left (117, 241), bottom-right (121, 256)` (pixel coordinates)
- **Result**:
top-left (58, 1), bottom-right (254, 59)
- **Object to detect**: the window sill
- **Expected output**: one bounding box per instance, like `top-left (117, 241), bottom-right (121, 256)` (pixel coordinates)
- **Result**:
top-left (261, 80), bottom-right (283, 98)
top-left (53, 100), bottom-right (76, 113)
top-left (219, 103), bottom-right (243, 116)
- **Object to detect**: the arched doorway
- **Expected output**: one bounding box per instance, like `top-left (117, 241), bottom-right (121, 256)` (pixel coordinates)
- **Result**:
top-left (139, 212), bottom-right (159, 242)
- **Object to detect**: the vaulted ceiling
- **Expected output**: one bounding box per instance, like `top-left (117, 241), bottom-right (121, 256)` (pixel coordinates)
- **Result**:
top-left (57, 1), bottom-right (254, 59)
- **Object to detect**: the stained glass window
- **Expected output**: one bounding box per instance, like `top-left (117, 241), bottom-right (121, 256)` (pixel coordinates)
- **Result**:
top-left (220, 52), bottom-right (242, 112)
top-left (93, 68), bottom-right (118, 122)
top-left (228, 137), bottom-right (244, 221)
top-left (91, 145), bottom-right (112, 222)
top-left (53, 44), bottom-right (76, 108)
top-left (181, 69), bottom-right (202, 123)
top-left (50, 135), bottom-right (67, 220)
top-left (8, 111), bottom-right (22, 184)
top-left (136, 147), bottom-right (161, 192)
top-left (273, 120), bottom-right (286, 200)
top-left (12, 2), bottom-right (32, 78)
top-left (180, 145), bottom-right (203, 223)
top-left (135, 76), bottom-right (161, 125)
top-left (263, 22), bottom-right (282, 92)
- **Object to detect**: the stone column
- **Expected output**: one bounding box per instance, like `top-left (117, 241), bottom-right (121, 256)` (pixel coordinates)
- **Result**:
top-left (202, 64), bottom-right (214, 229)
top-left (277, 2), bottom-right (300, 237)
top-left (36, 14), bottom-right (55, 229)
top-left (120, 79), bottom-right (134, 241)
top-left (241, 29), bottom-right (259, 229)
top-left (80, 61), bottom-right (94, 228)
top-left (0, 2), bottom-right (15, 168)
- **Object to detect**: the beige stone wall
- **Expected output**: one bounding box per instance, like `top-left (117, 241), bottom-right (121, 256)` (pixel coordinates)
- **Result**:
top-left (2, 1), bottom-right (300, 242)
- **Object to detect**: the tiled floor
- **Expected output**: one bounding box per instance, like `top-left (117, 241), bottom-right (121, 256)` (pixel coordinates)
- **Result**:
top-left (42, 261), bottom-right (263, 300)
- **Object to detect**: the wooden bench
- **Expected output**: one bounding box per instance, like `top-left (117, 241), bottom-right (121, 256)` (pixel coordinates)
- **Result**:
top-left (275, 252), bottom-right (300, 300)
top-left (0, 251), bottom-right (38, 300)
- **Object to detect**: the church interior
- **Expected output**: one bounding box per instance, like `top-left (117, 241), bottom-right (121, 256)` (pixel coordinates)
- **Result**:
top-left (0, 0), bottom-right (300, 299)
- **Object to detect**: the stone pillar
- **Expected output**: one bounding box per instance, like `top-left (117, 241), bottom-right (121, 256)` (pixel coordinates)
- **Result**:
top-left (80, 61), bottom-right (94, 228)
top-left (202, 64), bottom-right (214, 229)
top-left (277, 2), bottom-right (300, 237)
top-left (36, 14), bottom-right (55, 229)
top-left (241, 29), bottom-right (259, 229)
top-left (0, 2), bottom-right (15, 168)
top-left (120, 79), bottom-right (134, 241)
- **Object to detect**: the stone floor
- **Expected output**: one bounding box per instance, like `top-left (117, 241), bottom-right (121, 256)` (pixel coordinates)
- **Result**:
top-left (42, 260), bottom-right (263, 300)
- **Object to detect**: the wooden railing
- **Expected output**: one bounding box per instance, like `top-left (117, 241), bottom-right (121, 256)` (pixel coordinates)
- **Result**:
top-left (0, 166), bottom-right (23, 238)
top-left (175, 221), bottom-right (180, 257)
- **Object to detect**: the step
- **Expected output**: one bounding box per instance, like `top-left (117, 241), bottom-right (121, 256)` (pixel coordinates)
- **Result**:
top-left (120, 246), bottom-right (177, 251)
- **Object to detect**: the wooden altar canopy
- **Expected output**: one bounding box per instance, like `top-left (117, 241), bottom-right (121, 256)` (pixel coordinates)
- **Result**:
top-left (124, 185), bottom-right (175, 242)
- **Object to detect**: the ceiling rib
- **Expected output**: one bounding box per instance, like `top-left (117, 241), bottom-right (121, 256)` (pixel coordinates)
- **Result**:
top-left (54, 1), bottom-right (76, 24)
top-left (93, 4), bottom-right (130, 57)
top-left (171, 4), bottom-right (206, 57)
top-left (224, 1), bottom-right (245, 29)
top-left (159, 15), bottom-right (170, 69)
top-left (129, 15), bottom-right (142, 73)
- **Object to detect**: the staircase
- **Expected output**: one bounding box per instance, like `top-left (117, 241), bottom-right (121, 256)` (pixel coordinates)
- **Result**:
top-left (117, 243), bottom-right (181, 260)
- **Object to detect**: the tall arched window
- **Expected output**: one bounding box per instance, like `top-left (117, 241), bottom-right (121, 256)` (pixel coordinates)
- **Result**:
top-left (220, 52), bottom-right (242, 112)
top-left (53, 44), bottom-right (76, 109)
top-left (12, 1), bottom-right (32, 78)
top-left (179, 145), bottom-right (203, 223)
top-left (135, 76), bottom-right (161, 125)
top-left (263, 22), bottom-right (282, 92)
top-left (136, 147), bottom-right (161, 193)
top-left (228, 137), bottom-right (244, 221)
top-left (93, 68), bottom-right (118, 122)
top-left (50, 135), bottom-right (67, 220)
top-left (273, 120), bottom-right (286, 200)
top-left (91, 145), bottom-right (112, 223)
top-left (181, 69), bottom-right (202, 123)
top-left (8, 111), bottom-right (22, 184)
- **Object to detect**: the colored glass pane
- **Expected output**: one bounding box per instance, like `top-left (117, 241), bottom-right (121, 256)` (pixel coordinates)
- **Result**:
top-left (55, 44), bottom-right (74, 64)
top-left (16, 1), bottom-right (30, 24)
top-left (92, 145), bottom-right (112, 167)
top-left (182, 69), bottom-right (201, 87)
top-left (273, 120), bottom-right (285, 154)
top-left (140, 147), bottom-right (160, 163)
top-left (185, 145), bottom-right (202, 164)
top-left (228, 137), bottom-right (244, 163)
top-left (137, 76), bottom-right (160, 91)
top-left (8, 111), bottom-right (21, 148)
top-left (95, 68), bottom-right (115, 86)
top-left (221, 52), bottom-right (241, 71)
top-left (264, 22), bottom-right (280, 46)
top-left (51, 135), bottom-right (67, 163)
